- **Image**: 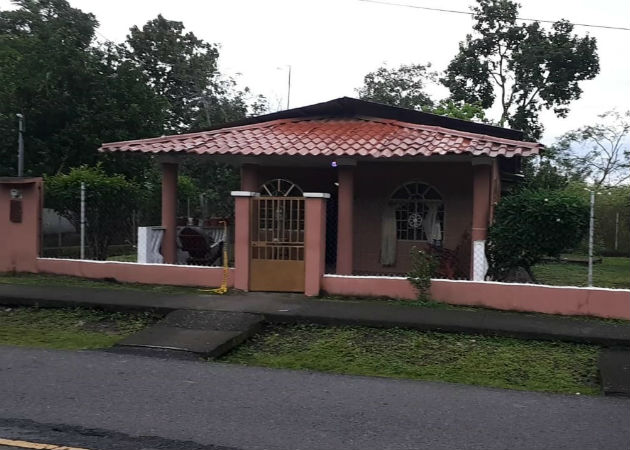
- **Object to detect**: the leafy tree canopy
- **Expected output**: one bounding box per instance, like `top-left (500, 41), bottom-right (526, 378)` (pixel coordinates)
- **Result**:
top-left (441, 0), bottom-right (599, 140)
top-left (357, 63), bottom-right (436, 110)
top-left (125, 15), bottom-right (266, 134)
top-left (357, 63), bottom-right (487, 122)
top-left (0, 0), bottom-right (165, 177)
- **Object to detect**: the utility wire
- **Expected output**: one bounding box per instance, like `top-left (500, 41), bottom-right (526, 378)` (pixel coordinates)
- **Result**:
top-left (359, 0), bottom-right (630, 31)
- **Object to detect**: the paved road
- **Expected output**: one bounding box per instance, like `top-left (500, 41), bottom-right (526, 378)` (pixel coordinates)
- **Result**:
top-left (0, 347), bottom-right (628, 450)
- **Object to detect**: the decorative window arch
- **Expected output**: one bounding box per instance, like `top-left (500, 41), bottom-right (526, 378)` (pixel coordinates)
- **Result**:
top-left (390, 181), bottom-right (444, 242)
top-left (259, 178), bottom-right (303, 197)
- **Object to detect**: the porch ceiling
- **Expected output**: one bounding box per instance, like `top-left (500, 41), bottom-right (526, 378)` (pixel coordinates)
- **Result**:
top-left (99, 116), bottom-right (542, 159)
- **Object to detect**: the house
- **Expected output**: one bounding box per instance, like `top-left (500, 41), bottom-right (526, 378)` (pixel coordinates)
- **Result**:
top-left (99, 97), bottom-right (542, 294)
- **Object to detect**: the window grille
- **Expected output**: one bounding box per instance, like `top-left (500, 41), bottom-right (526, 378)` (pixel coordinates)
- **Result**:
top-left (391, 182), bottom-right (444, 242)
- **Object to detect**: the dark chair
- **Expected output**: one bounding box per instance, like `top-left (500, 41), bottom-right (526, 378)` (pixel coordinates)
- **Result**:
top-left (178, 227), bottom-right (222, 266)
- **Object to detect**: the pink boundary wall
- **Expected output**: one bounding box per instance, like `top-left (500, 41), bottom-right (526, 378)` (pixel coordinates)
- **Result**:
top-left (36, 258), bottom-right (234, 288)
top-left (322, 275), bottom-right (630, 320)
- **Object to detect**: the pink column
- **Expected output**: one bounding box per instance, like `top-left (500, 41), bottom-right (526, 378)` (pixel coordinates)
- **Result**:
top-left (231, 191), bottom-right (258, 291)
top-left (336, 165), bottom-right (354, 274)
top-left (471, 159), bottom-right (492, 280)
top-left (304, 193), bottom-right (329, 296)
top-left (0, 178), bottom-right (42, 273)
top-left (161, 162), bottom-right (178, 264)
top-left (240, 163), bottom-right (259, 192)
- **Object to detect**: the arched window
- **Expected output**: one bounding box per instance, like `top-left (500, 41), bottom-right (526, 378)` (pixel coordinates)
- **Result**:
top-left (391, 182), bottom-right (444, 242)
top-left (259, 178), bottom-right (303, 197)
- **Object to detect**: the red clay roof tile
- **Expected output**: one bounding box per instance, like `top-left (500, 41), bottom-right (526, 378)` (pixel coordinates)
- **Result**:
top-left (99, 117), bottom-right (541, 158)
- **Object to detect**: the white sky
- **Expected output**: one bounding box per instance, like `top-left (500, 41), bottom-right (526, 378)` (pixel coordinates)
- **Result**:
top-left (2, 0), bottom-right (629, 144)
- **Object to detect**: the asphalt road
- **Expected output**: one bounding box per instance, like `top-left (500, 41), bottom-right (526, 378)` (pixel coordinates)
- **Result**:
top-left (0, 346), bottom-right (628, 450)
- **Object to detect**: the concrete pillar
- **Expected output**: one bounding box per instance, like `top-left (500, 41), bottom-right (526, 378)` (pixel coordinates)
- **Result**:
top-left (471, 158), bottom-right (492, 280)
top-left (336, 165), bottom-right (354, 275)
top-left (240, 163), bottom-right (259, 192)
top-left (0, 178), bottom-right (43, 273)
top-left (304, 193), bottom-right (329, 296)
top-left (231, 191), bottom-right (259, 291)
top-left (161, 162), bottom-right (178, 264)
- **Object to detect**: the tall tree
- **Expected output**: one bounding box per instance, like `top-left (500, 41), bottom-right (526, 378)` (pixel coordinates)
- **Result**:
top-left (441, 0), bottom-right (599, 140)
top-left (125, 14), bottom-right (220, 133)
top-left (553, 110), bottom-right (630, 187)
top-left (357, 63), bottom-right (436, 110)
top-left (357, 64), bottom-right (487, 122)
top-left (0, 0), bottom-right (165, 177)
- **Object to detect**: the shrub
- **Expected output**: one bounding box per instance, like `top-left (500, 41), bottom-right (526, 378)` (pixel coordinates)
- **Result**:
top-left (46, 165), bottom-right (141, 260)
top-left (407, 247), bottom-right (439, 301)
top-left (487, 189), bottom-right (589, 280)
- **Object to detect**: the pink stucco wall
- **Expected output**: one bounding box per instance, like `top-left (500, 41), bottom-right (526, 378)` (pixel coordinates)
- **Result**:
top-left (252, 161), bottom-right (475, 276)
top-left (36, 258), bottom-right (234, 288)
top-left (353, 161), bottom-right (473, 275)
top-left (0, 178), bottom-right (42, 273)
top-left (321, 275), bottom-right (630, 319)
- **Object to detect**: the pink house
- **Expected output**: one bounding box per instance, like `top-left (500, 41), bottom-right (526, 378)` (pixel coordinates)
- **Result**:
top-left (99, 97), bottom-right (541, 294)
top-left (2, 98), bottom-right (628, 319)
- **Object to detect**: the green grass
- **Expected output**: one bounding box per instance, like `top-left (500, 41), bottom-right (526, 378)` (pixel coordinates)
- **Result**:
top-left (106, 254), bottom-right (137, 262)
top-left (0, 272), bottom-right (203, 294)
top-left (0, 306), bottom-right (162, 349)
top-left (222, 324), bottom-right (601, 395)
top-left (532, 256), bottom-right (629, 289)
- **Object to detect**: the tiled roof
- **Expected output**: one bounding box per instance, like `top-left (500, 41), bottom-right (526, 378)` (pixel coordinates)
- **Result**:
top-left (99, 116), bottom-right (541, 158)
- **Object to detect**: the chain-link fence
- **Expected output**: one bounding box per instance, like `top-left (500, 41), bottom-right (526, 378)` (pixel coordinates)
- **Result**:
top-left (41, 182), bottom-right (233, 267)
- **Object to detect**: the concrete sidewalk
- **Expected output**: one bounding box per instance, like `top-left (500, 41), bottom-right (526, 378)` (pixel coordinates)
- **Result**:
top-left (1, 283), bottom-right (629, 346)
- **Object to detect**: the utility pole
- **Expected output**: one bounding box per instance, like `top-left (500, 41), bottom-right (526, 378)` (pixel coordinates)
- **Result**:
top-left (16, 113), bottom-right (24, 177)
top-left (286, 65), bottom-right (292, 109)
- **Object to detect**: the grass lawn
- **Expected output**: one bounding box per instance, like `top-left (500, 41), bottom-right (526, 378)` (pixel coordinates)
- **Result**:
top-left (532, 256), bottom-right (629, 289)
top-left (0, 272), bottom-right (202, 294)
top-left (0, 306), bottom-right (161, 350)
top-left (222, 324), bottom-right (601, 395)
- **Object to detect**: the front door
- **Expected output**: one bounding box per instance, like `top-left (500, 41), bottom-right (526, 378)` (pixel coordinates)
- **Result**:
top-left (250, 196), bottom-right (305, 292)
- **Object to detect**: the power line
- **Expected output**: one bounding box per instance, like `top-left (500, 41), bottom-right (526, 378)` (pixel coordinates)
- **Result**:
top-left (359, 0), bottom-right (630, 31)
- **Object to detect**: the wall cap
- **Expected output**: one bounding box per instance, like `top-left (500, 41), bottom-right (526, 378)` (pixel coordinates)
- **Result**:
top-left (230, 191), bottom-right (260, 197)
top-left (303, 192), bottom-right (331, 199)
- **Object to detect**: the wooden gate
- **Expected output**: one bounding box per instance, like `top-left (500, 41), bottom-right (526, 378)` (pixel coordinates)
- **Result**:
top-left (250, 197), bottom-right (305, 292)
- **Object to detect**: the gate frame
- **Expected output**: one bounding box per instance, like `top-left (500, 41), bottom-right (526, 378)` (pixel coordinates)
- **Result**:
top-left (231, 191), bottom-right (328, 295)
top-left (250, 195), bottom-right (306, 292)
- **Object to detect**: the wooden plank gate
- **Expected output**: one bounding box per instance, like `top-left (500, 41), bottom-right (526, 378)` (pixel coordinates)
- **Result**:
top-left (250, 196), bottom-right (305, 292)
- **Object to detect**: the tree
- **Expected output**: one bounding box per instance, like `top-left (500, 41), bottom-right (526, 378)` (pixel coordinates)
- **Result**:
top-left (441, 0), bottom-right (599, 140)
top-left (125, 15), bottom-right (266, 134)
top-left (553, 110), bottom-right (630, 187)
top-left (125, 14), bottom-right (219, 133)
top-left (45, 166), bottom-right (141, 260)
top-left (357, 64), bottom-right (488, 121)
top-left (0, 0), bottom-right (165, 177)
top-left (357, 63), bottom-right (436, 110)
top-left (486, 189), bottom-right (589, 280)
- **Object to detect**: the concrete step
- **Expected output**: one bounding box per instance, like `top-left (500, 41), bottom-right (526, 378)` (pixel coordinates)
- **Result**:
top-left (599, 348), bottom-right (630, 397)
top-left (116, 310), bottom-right (263, 358)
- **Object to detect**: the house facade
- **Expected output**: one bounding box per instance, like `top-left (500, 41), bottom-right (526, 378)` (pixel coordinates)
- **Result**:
top-left (99, 97), bottom-right (541, 294)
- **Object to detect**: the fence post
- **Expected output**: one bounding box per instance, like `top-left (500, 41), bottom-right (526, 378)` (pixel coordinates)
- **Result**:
top-left (80, 182), bottom-right (85, 260)
top-left (588, 190), bottom-right (594, 287)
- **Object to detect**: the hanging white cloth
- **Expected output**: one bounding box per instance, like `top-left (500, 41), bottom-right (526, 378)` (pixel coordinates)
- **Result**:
top-left (423, 203), bottom-right (438, 241)
top-left (380, 204), bottom-right (397, 266)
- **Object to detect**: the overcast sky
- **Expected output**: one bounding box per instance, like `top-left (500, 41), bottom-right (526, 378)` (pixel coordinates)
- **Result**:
top-left (2, 0), bottom-right (629, 144)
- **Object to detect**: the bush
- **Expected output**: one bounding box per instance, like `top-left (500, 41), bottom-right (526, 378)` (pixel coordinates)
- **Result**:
top-left (407, 247), bottom-right (438, 301)
top-left (46, 166), bottom-right (141, 260)
top-left (487, 189), bottom-right (589, 280)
